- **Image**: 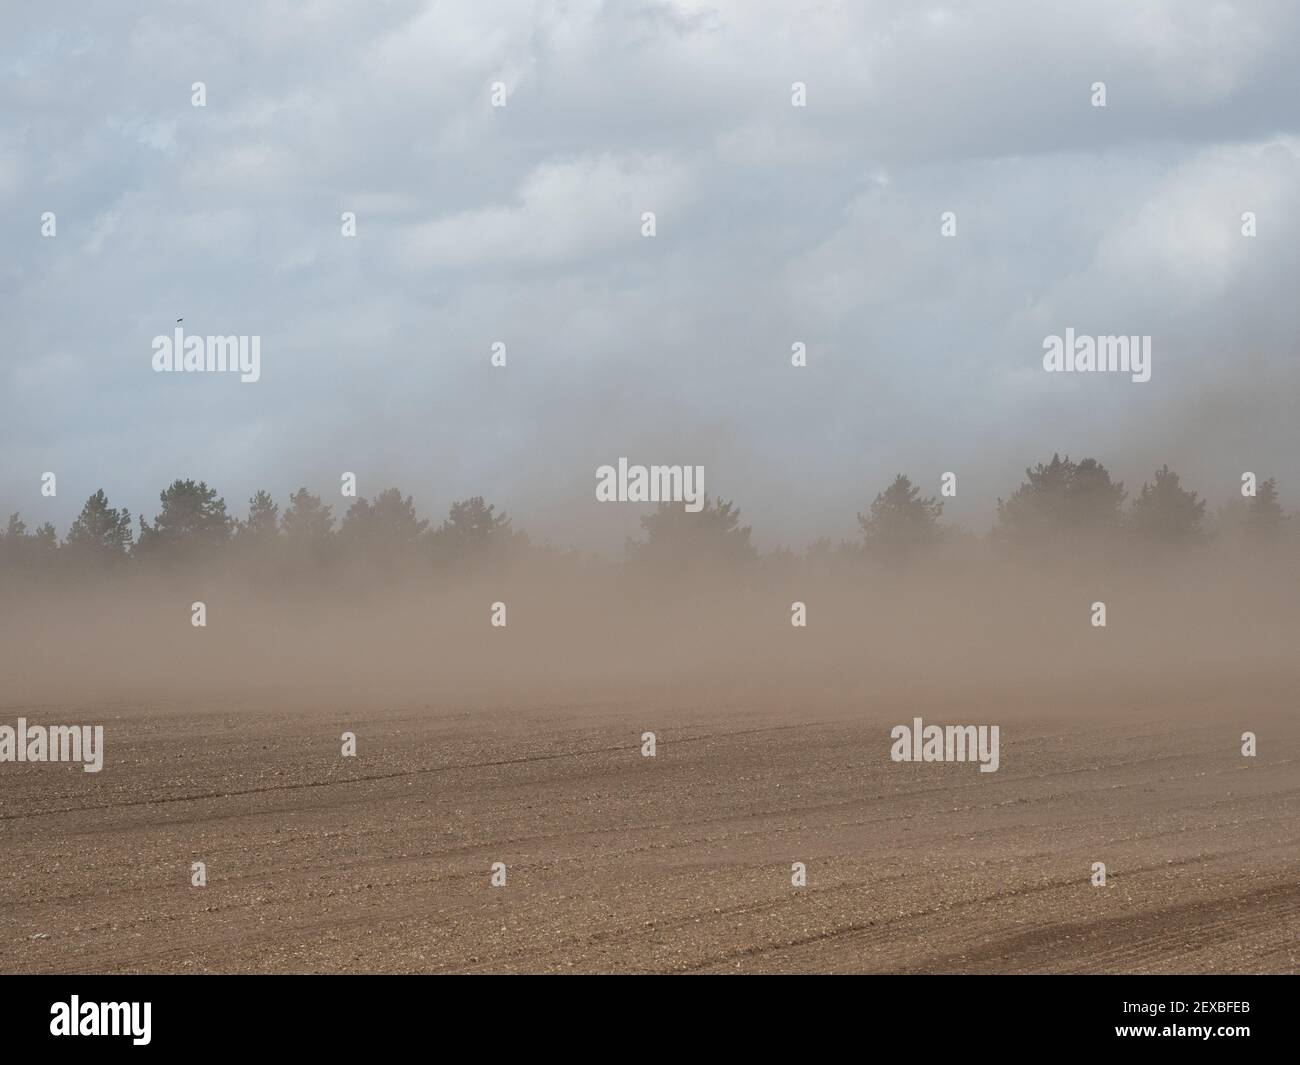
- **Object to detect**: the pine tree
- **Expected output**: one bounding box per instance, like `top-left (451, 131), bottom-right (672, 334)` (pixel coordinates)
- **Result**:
top-left (1130, 465), bottom-right (1205, 544)
top-left (65, 490), bottom-right (134, 563)
top-left (857, 474), bottom-right (943, 554)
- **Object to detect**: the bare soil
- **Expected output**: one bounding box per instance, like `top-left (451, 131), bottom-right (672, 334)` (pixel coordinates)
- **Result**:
top-left (3, 693), bottom-right (1296, 974)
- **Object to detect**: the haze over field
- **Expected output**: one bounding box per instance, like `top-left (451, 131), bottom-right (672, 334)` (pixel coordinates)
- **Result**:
top-left (2, 487), bottom-right (1297, 707)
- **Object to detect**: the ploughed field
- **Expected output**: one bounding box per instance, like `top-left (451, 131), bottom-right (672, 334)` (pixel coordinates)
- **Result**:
top-left (2, 694), bottom-right (1297, 974)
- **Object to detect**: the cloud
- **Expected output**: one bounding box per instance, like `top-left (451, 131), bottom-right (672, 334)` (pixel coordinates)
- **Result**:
top-left (2, 1), bottom-right (1298, 549)
top-left (398, 152), bottom-right (690, 270)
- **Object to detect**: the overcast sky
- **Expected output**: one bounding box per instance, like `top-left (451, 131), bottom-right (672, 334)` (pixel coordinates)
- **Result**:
top-left (3, 0), bottom-right (1299, 550)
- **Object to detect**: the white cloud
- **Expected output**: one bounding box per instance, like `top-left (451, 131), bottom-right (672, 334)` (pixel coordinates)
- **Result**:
top-left (3, 1), bottom-right (1300, 544)
top-left (398, 152), bottom-right (691, 269)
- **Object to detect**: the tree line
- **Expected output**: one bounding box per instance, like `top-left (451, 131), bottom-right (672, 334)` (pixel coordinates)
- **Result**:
top-left (0, 454), bottom-right (1291, 577)
top-left (1, 484), bottom-right (521, 575)
top-left (855, 456), bottom-right (1286, 556)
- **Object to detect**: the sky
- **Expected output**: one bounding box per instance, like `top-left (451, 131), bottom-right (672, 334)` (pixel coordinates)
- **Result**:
top-left (3, 0), bottom-right (1299, 550)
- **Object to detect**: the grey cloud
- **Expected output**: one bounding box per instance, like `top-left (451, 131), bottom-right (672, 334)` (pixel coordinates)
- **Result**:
top-left (2, 1), bottom-right (1298, 549)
